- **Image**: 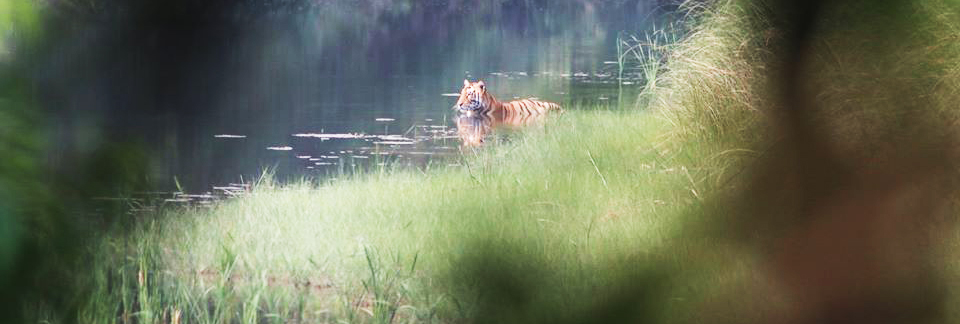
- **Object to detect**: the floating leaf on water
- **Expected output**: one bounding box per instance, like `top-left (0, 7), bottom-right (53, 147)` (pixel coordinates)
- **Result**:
top-left (267, 146), bottom-right (293, 151)
top-left (293, 133), bottom-right (368, 139)
top-left (214, 134), bottom-right (247, 138)
top-left (378, 135), bottom-right (414, 141)
top-left (375, 118), bottom-right (395, 122)
top-left (213, 186), bottom-right (246, 192)
top-left (177, 194), bottom-right (217, 199)
top-left (179, 194), bottom-right (216, 199)
top-left (374, 141), bottom-right (416, 145)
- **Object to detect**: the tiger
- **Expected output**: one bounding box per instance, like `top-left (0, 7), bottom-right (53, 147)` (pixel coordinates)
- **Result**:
top-left (453, 79), bottom-right (561, 147)
top-left (454, 79), bottom-right (562, 118)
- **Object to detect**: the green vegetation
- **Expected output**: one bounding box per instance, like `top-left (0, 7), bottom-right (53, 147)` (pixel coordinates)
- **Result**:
top-left (58, 109), bottom-right (700, 322)
top-left (27, 0), bottom-right (960, 322)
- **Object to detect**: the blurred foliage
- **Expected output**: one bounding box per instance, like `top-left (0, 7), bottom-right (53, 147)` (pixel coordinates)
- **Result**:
top-left (0, 0), bottom-right (152, 321)
top-left (0, 61), bottom-right (81, 324)
top-left (0, 0), bottom-right (40, 56)
top-left (652, 0), bottom-right (960, 322)
top-left (453, 240), bottom-right (672, 323)
top-left (0, 2), bottom-right (55, 321)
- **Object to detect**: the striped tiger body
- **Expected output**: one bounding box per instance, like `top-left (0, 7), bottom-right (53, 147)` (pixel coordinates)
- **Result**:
top-left (454, 79), bottom-right (562, 118)
top-left (452, 79), bottom-right (561, 147)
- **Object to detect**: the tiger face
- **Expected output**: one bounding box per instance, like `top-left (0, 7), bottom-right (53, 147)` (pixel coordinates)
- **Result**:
top-left (455, 79), bottom-right (487, 112)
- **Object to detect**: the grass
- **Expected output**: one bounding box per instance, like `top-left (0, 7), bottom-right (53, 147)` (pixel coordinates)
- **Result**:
top-left (63, 109), bottom-right (706, 323)
top-left (30, 0), bottom-right (960, 323)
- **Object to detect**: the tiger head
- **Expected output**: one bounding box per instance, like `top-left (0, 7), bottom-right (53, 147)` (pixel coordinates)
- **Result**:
top-left (454, 79), bottom-right (489, 113)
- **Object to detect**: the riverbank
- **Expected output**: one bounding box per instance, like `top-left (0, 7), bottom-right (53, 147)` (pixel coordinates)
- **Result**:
top-left (70, 108), bottom-right (714, 322)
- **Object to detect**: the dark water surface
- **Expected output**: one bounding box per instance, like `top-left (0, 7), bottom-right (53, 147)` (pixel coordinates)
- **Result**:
top-left (168, 73), bottom-right (638, 192)
top-left (36, 1), bottom-right (675, 192)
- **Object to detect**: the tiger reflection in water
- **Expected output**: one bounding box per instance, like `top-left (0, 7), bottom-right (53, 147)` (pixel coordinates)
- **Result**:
top-left (453, 79), bottom-right (562, 147)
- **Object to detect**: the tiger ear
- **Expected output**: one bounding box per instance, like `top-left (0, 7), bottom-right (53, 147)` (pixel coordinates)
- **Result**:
top-left (463, 79), bottom-right (470, 87)
top-left (477, 81), bottom-right (485, 90)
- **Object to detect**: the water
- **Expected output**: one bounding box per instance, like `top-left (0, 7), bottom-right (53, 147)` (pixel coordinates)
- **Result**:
top-left (33, 1), bottom-right (675, 192)
top-left (167, 73), bottom-right (638, 191)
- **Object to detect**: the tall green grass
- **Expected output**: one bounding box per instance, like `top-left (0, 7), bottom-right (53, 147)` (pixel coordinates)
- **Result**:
top-left (59, 109), bottom-right (708, 323)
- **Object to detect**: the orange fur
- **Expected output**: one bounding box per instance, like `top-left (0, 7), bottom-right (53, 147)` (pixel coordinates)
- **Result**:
top-left (453, 79), bottom-right (561, 147)
top-left (454, 79), bottom-right (562, 118)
